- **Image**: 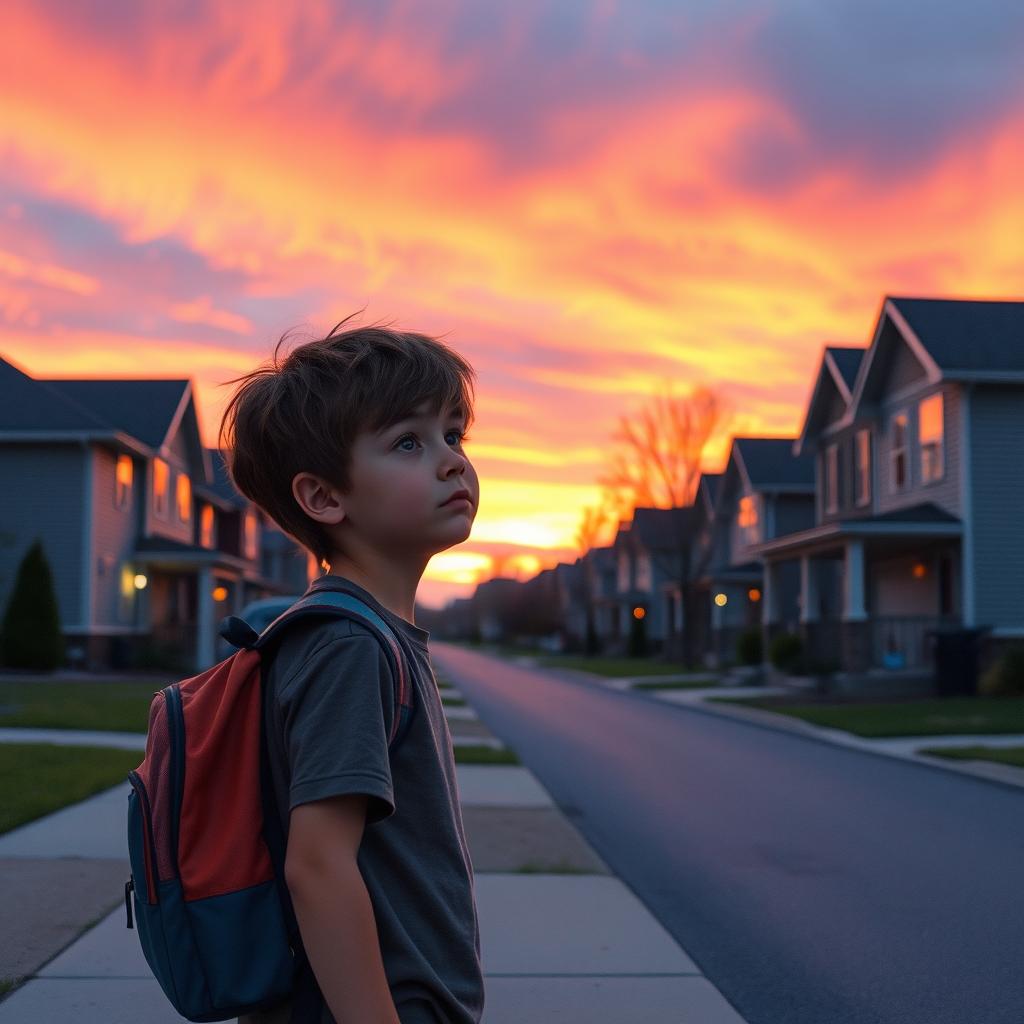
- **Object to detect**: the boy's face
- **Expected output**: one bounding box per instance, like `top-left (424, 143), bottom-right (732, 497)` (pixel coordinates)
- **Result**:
top-left (330, 400), bottom-right (479, 560)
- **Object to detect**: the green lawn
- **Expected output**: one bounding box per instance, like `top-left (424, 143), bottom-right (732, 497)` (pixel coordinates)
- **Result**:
top-left (0, 743), bottom-right (142, 835)
top-left (632, 678), bottom-right (718, 690)
top-left (452, 744), bottom-right (520, 765)
top-left (0, 679), bottom-right (162, 733)
top-left (441, 695), bottom-right (467, 706)
top-left (709, 695), bottom-right (1024, 738)
top-left (920, 745), bottom-right (1024, 769)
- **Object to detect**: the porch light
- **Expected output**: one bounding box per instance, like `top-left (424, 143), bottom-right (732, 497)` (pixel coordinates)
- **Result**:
top-left (912, 562), bottom-right (927, 579)
top-left (748, 588), bottom-right (761, 602)
top-left (633, 606), bottom-right (645, 619)
top-left (714, 593), bottom-right (728, 607)
top-left (134, 573), bottom-right (148, 590)
top-left (212, 586), bottom-right (228, 602)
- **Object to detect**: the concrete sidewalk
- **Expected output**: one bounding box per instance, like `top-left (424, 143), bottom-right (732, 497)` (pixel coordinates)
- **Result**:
top-left (0, 680), bottom-right (750, 1023)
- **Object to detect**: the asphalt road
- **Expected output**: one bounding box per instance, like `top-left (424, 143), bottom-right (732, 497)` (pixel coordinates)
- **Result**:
top-left (432, 642), bottom-right (1024, 1024)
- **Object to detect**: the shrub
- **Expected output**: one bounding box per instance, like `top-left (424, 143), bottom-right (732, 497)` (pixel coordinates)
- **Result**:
top-left (736, 627), bottom-right (763, 666)
top-left (1, 539), bottom-right (64, 670)
top-left (769, 631), bottom-right (803, 673)
top-left (979, 645), bottom-right (1024, 697)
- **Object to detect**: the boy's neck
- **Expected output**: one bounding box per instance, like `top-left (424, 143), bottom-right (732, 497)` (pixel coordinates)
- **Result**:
top-left (322, 550), bottom-right (427, 627)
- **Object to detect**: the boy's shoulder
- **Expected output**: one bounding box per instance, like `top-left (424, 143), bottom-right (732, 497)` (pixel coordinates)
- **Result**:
top-left (265, 614), bottom-right (390, 688)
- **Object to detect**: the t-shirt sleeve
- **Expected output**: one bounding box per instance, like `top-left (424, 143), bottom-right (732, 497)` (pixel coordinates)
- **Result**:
top-left (276, 631), bottom-right (398, 824)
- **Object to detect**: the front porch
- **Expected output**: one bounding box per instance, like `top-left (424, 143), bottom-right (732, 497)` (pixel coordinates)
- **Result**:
top-left (755, 506), bottom-right (963, 682)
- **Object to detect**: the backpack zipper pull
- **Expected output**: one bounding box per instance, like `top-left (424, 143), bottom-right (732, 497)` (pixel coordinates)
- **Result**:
top-left (125, 878), bottom-right (134, 929)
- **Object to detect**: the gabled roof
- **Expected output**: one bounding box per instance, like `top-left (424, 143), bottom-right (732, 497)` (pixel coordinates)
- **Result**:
top-left (890, 297), bottom-right (1024, 376)
top-left (732, 437), bottom-right (814, 493)
top-left (44, 378), bottom-right (190, 449)
top-left (631, 506), bottom-right (699, 550)
top-left (0, 354), bottom-right (115, 433)
top-left (795, 346), bottom-right (867, 455)
top-left (202, 447), bottom-right (247, 508)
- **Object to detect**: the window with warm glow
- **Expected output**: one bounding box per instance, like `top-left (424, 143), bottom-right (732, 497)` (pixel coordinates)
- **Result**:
top-left (115, 454), bottom-right (133, 509)
top-left (919, 393), bottom-right (944, 484)
top-left (855, 429), bottom-right (871, 507)
top-left (890, 412), bottom-right (909, 493)
top-left (825, 443), bottom-right (839, 514)
top-left (200, 504), bottom-right (215, 548)
top-left (244, 510), bottom-right (259, 561)
top-left (176, 473), bottom-right (191, 523)
top-left (738, 494), bottom-right (760, 545)
top-left (152, 458), bottom-right (168, 518)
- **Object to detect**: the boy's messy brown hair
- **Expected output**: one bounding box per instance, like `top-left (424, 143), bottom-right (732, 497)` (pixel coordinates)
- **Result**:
top-left (218, 316), bottom-right (476, 569)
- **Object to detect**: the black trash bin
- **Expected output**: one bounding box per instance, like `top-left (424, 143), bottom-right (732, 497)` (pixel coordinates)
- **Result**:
top-left (929, 627), bottom-right (988, 697)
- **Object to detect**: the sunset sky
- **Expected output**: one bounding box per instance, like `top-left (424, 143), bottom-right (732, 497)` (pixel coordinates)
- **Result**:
top-left (2, 0), bottom-right (1023, 608)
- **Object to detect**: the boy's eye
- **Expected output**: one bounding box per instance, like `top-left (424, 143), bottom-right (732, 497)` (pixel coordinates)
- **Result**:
top-left (395, 430), bottom-right (469, 451)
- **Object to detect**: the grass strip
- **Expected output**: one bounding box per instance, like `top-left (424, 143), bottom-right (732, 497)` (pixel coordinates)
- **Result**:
top-left (708, 695), bottom-right (1024, 737)
top-left (0, 680), bottom-right (160, 733)
top-left (632, 679), bottom-right (718, 690)
top-left (0, 743), bottom-right (141, 835)
top-left (452, 744), bottom-right (520, 765)
top-left (919, 745), bottom-right (1024, 768)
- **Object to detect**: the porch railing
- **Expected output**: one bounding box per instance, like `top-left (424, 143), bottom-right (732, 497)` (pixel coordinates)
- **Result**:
top-left (869, 616), bottom-right (961, 671)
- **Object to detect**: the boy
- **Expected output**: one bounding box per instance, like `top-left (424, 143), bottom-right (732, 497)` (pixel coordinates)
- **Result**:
top-left (219, 319), bottom-right (484, 1024)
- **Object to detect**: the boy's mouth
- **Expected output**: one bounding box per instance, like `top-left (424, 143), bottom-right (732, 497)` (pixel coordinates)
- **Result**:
top-left (440, 489), bottom-right (472, 507)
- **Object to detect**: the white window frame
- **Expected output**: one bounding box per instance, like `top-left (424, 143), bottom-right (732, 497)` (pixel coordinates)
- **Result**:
top-left (855, 429), bottom-right (871, 507)
top-left (919, 392), bottom-right (945, 485)
top-left (825, 443), bottom-right (839, 514)
top-left (890, 411), bottom-right (909, 494)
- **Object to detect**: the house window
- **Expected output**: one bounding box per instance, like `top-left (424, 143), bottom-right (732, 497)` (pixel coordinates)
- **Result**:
top-left (635, 551), bottom-right (652, 591)
top-left (824, 443), bottom-right (839, 514)
top-left (617, 549), bottom-right (630, 591)
top-left (855, 429), bottom-right (871, 507)
top-left (919, 393), bottom-right (944, 484)
top-left (152, 458), bottom-right (169, 518)
top-left (115, 454), bottom-right (133, 509)
top-left (176, 473), bottom-right (191, 523)
top-left (738, 494), bottom-right (760, 544)
top-left (890, 412), bottom-right (909, 493)
top-left (200, 504), bottom-right (215, 548)
top-left (244, 510), bottom-right (259, 561)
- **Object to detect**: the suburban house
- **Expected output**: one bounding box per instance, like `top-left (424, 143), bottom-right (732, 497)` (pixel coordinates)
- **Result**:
top-left (0, 355), bottom-right (314, 673)
top-left (698, 437), bottom-right (815, 666)
top-left (583, 544), bottom-right (620, 651)
top-left (753, 296), bottom-right (1024, 679)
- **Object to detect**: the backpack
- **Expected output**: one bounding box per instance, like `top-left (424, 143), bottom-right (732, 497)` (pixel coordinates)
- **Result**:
top-left (124, 587), bottom-right (416, 1023)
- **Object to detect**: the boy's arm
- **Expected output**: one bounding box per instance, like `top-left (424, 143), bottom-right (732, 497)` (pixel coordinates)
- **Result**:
top-left (285, 794), bottom-right (401, 1024)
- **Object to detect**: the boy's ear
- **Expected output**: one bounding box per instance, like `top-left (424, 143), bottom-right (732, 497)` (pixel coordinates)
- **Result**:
top-left (291, 471), bottom-right (346, 525)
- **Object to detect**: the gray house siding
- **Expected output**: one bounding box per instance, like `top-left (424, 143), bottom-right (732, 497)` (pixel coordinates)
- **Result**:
top-left (775, 494), bottom-right (815, 536)
top-left (885, 332), bottom-right (929, 392)
top-left (90, 445), bottom-right (141, 627)
top-left (0, 444), bottom-right (87, 629)
top-left (969, 384), bottom-right (1024, 630)
top-left (876, 383), bottom-right (962, 518)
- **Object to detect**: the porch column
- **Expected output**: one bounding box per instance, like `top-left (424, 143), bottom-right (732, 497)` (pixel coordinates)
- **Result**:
top-left (762, 561), bottom-right (781, 625)
top-left (197, 565), bottom-right (215, 671)
top-left (800, 556), bottom-right (819, 624)
top-left (842, 539), bottom-right (867, 621)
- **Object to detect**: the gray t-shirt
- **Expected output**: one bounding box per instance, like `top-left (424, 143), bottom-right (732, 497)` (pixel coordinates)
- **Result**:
top-left (257, 575), bottom-right (484, 1024)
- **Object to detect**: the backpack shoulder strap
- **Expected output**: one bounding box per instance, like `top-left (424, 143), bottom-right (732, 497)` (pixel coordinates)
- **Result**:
top-left (220, 590), bottom-right (415, 748)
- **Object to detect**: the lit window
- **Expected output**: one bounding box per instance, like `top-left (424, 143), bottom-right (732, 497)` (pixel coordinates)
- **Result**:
top-left (825, 443), bottom-right (839, 514)
top-left (855, 430), bottom-right (871, 507)
top-left (244, 510), bottom-right (259, 561)
top-left (152, 458), bottom-right (169, 518)
top-left (738, 494), bottom-right (760, 544)
top-left (176, 474), bottom-right (191, 523)
top-left (115, 454), bottom-right (133, 509)
top-left (200, 504), bottom-right (215, 548)
top-left (890, 412), bottom-right (908, 493)
top-left (919, 393), bottom-right (944, 484)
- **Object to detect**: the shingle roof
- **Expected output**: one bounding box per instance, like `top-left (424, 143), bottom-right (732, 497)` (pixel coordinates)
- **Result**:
top-left (43, 379), bottom-right (188, 448)
top-left (827, 347), bottom-right (865, 393)
top-left (890, 297), bottom-right (1024, 374)
top-left (631, 506), bottom-right (699, 549)
top-left (734, 437), bottom-right (814, 490)
top-left (0, 355), bottom-right (113, 432)
top-left (859, 502), bottom-right (960, 525)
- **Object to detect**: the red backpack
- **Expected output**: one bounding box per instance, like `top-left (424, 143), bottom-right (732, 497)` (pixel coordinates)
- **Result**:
top-left (125, 588), bottom-right (415, 1022)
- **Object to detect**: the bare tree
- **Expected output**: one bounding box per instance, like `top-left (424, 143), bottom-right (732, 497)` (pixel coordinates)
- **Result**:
top-left (597, 382), bottom-right (728, 666)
